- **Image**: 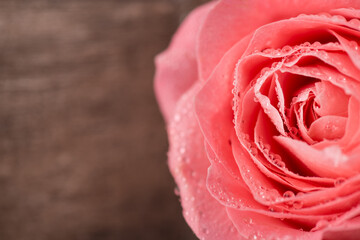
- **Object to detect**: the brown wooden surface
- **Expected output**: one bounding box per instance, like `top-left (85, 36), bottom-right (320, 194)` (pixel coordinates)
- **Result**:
top-left (0, 0), bottom-right (207, 239)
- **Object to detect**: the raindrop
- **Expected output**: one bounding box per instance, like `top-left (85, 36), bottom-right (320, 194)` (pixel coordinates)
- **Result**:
top-left (284, 54), bottom-right (298, 64)
top-left (281, 45), bottom-right (292, 54)
top-left (202, 227), bottom-right (210, 235)
top-left (293, 200), bottom-right (303, 209)
top-left (248, 233), bottom-right (264, 240)
top-left (349, 19), bottom-right (360, 29)
top-left (283, 191), bottom-right (295, 198)
top-left (260, 67), bottom-right (270, 76)
top-left (315, 220), bottom-right (329, 230)
top-left (334, 177), bottom-right (346, 187)
top-left (297, 13), bottom-right (307, 18)
top-left (274, 158), bottom-right (286, 168)
top-left (262, 48), bottom-right (273, 54)
top-left (271, 62), bottom-right (281, 69)
top-left (302, 42), bottom-right (311, 47)
top-left (331, 15), bottom-right (346, 22)
top-left (249, 145), bottom-right (258, 156)
top-left (312, 41), bottom-right (321, 47)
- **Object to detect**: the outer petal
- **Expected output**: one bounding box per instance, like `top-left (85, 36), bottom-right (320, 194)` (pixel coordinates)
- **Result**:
top-left (154, 1), bottom-right (215, 122)
top-left (198, 0), bottom-right (360, 80)
top-left (168, 83), bottom-right (241, 240)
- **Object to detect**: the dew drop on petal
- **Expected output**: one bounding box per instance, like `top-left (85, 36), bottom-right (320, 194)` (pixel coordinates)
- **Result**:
top-left (281, 45), bottom-right (292, 54)
top-left (283, 191), bottom-right (295, 198)
top-left (334, 177), bottom-right (346, 187)
top-left (349, 18), bottom-right (360, 29)
top-left (293, 200), bottom-right (303, 209)
top-left (315, 220), bottom-right (329, 230)
top-left (312, 41), bottom-right (321, 47)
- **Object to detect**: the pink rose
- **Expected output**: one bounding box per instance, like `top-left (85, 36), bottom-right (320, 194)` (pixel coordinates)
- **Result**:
top-left (155, 1), bottom-right (360, 239)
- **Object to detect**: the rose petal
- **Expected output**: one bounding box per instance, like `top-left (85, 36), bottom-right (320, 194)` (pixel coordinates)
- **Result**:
top-left (275, 136), bottom-right (358, 178)
top-left (254, 111), bottom-right (335, 191)
top-left (198, 0), bottom-right (360, 80)
top-left (341, 97), bottom-right (360, 151)
top-left (154, 2), bottom-right (214, 121)
top-left (331, 7), bottom-right (360, 19)
top-left (196, 35), bottom-right (252, 179)
top-left (227, 208), bottom-right (319, 240)
top-left (168, 83), bottom-right (240, 240)
top-left (308, 115), bottom-right (347, 141)
top-left (313, 81), bottom-right (349, 117)
top-left (330, 30), bottom-right (360, 70)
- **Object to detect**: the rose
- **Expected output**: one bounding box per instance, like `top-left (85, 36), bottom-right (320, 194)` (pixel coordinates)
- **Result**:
top-left (154, 0), bottom-right (360, 239)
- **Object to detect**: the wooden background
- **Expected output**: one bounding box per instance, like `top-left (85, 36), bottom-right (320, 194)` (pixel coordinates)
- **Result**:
top-left (0, 0), bottom-right (208, 239)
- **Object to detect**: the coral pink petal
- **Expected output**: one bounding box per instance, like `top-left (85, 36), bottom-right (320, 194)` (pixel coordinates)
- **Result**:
top-left (198, 0), bottom-right (360, 80)
top-left (275, 136), bottom-right (357, 178)
top-left (281, 64), bottom-right (360, 98)
top-left (254, 111), bottom-right (335, 190)
top-left (168, 84), bottom-right (241, 240)
top-left (308, 116), bottom-right (347, 141)
top-left (330, 30), bottom-right (360, 70)
top-left (154, 2), bottom-right (214, 122)
top-left (227, 208), bottom-right (321, 240)
top-left (231, 132), bottom-right (283, 205)
top-left (315, 51), bottom-right (360, 82)
top-left (341, 97), bottom-right (360, 151)
top-left (322, 217), bottom-right (360, 240)
top-left (314, 81), bottom-right (349, 117)
top-left (214, 136), bottom-right (339, 224)
top-left (195, 35), bottom-right (252, 179)
top-left (206, 143), bottom-right (265, 211)
top-left (331, 7), bottom-right (360, 19)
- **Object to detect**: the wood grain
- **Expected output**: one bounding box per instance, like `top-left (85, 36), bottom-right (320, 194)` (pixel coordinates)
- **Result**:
top-left (0, 0), bottom-right (207, 239)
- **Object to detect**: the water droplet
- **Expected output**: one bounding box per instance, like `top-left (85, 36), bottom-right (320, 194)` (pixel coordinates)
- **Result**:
top-left (271, 62), bottom-right (281, 69)
top-left (302, 42), bottom-right (311, 47)
top-left (244, 218), bottom-right (254, 225)
top-left (281, 45), bottom-right (292, 54)
top-left (334, 177), bottom-right (346, 187)
top-left (283, 191), bottom-right (295, 198)
top-left (249, 145), bottom-right (258, 156)
top-left (349, 41), bottom-right (359, 51)
top-left (248, 233), bottom-right (264, 240)
top-left (293, 200), bottom-right (303, 209)
top-left (284, 54), bottom-right (298, 64)
top-left (274, 158), bottom-right (285, 168)
top-left (332, 15), bottom-right (346, 22)
top-left (319, 12), bottom-right (331, 18)
top-left (315, 220), bottom-right (329, 230)
top-left (202, 227), bottom-right (209, 235)
top-left (260, 67), bottom-right (270, 76)
top-left (349, 18), bottom-right (360, 29)
top-left (312, 41), bottom-right (321, 47)
top-left (262, 48), bottom-right (273, 54)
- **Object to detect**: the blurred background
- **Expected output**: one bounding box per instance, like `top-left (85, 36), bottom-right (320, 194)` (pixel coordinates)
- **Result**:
top-left (0, 0), bottom-right (208, 239)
